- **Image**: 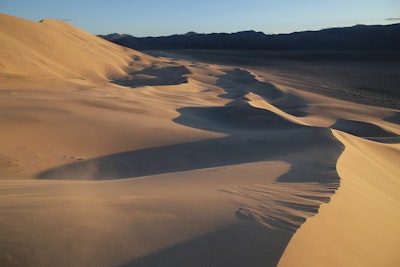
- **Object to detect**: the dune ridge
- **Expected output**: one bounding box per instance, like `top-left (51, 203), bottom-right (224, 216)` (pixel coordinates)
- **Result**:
top-left (0, 14), bottom-right (399, 267)
top-left (0, 13), bottom-right (154, 82)
top-left (278, 130), bottom-right (400, 267)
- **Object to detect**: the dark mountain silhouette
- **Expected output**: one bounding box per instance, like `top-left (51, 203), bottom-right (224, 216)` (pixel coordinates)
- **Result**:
top-left (99, 24), bottom-right (400, 51)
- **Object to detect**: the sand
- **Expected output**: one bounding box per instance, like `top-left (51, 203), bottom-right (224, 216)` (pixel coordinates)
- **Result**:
top-left (0, 14), bottom-right (399, 267)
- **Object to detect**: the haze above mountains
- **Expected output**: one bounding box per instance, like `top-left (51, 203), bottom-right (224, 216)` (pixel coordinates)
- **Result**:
top-left (100, 23), bottom-right (400, 51)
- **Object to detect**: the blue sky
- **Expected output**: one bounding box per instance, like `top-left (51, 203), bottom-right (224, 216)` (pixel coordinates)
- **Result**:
top-left (1, 0), bottom-right (399, 36)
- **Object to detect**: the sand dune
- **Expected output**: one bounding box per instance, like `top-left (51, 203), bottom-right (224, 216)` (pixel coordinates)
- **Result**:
top-left (278, 130), bottom-right (400, 267)
top-left (0, 13), bottom-right (154, 83)
top-left (0, 14), bottom-right (399, 266)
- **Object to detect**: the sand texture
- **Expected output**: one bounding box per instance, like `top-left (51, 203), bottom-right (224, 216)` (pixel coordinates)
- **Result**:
top-left (1, 14), bottom-right (399, 267)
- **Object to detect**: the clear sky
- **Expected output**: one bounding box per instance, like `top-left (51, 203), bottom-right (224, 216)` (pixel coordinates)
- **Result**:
top-left (1, 0), bottom-right (399, 36)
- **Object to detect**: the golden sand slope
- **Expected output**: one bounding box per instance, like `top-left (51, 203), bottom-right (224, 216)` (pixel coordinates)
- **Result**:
top-left (278, 131), bottom-right (400, 267)
top-left (0, 13), bottom-right (154, 84)
top-left (1, 14), bottom-right (399, 267)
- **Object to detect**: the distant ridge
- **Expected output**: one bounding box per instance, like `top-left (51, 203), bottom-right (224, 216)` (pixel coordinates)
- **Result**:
top-left (99, 24), bottom-right (400, 51)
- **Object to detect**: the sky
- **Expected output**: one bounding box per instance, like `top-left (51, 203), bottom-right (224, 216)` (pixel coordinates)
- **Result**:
top-left (1, 0), bottom-right (399, 37)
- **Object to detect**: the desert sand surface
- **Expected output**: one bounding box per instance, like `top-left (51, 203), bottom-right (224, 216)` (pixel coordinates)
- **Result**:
top-left (0, 14), bottom-right (399, 267)
top-left (148, 49), bottom-right (400, 109)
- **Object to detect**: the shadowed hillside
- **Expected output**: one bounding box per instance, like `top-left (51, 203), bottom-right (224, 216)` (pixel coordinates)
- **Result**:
top-left (99, 23), bottom-right (400, 51)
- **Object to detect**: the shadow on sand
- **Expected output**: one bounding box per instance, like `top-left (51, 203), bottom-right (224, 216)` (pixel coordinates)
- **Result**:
top-left (36, 66), bottom-right (348, 267)
top-left (112, 65), bottom-right (190, 87)
top-left (37, 101), bottom-right (342, 184)
top-left (39, 67), bottom-right (331, 181)
top-left (118, 221), bottom-right (292, 267)
top-left (332, 119), bottom-right (400, 144)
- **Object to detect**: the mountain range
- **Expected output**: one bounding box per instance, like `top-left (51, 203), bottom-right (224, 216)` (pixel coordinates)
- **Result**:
top-left (99, 23), bottom-right (400, 51)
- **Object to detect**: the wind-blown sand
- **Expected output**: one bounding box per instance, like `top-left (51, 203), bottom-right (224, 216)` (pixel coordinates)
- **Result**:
top-left (0, 14), bottom-right (399, 267)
